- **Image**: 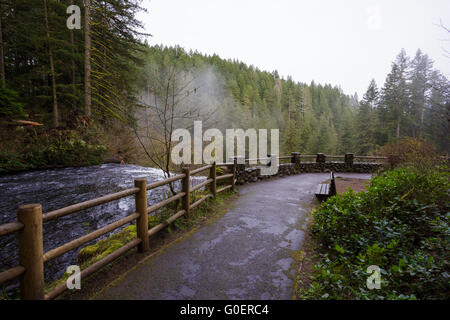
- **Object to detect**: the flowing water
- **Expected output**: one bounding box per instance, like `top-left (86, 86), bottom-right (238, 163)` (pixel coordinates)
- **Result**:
top-left (0, 163), bottom-right (203, 294)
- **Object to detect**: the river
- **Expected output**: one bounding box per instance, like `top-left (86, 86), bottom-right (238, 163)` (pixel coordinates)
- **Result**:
top-left (0, 163), bottom-right (203, 295)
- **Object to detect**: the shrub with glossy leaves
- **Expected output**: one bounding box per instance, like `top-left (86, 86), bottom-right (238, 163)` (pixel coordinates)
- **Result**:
top-left (301, 166), bottom-right (449, 300)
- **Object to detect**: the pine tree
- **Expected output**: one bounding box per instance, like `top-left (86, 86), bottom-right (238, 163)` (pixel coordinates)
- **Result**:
top-left (356, 79), bottom-right (379, 154)
top-left (42, 0), bottom-right (59, 127)
top-left (379, 49), bottom-right (409, 141)
top-left (88, 0), bottom-right (147, 121)
top-left (0, 5), bottom-right (4, 88)
top-left (339, 108), bottom-right (356, 154)
top-left (424, 70), bottom-right (450, 152)
top-left (84, 0), bottom-right (91, 118)
top-left (306, 115), bottom-right (336, 154)
top-left (408, 49), bottom-right (433, 137)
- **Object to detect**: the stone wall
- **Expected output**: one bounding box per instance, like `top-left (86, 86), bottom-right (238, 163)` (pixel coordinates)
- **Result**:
top-left (235, 153), bottom-right (384, 185)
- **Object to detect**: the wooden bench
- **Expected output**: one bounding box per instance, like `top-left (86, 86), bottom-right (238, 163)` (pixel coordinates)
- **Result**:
top-left (315, 172), bottom-right (337, 201)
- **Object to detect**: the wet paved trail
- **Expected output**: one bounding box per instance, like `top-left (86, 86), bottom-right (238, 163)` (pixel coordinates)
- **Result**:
top-left (97, 173), bottom-right (370, 300)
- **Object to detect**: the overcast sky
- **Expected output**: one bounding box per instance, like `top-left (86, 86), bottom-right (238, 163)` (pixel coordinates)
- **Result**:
top-left (137, 0), bottom-right (450, 98)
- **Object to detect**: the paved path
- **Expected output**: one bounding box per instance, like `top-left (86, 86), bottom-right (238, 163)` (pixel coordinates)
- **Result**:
top-left (97, 173), bottom-right (370, 300)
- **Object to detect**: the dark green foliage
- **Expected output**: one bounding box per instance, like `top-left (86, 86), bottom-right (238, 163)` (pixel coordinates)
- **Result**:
top-left (0, 0), bottom-right (146, 125)
top-left (0, 86), bottom-right (24, 116)
top-left (300, 167), bottom-right (450, 299)
top-left (89, 0), bottom-right (147, 121)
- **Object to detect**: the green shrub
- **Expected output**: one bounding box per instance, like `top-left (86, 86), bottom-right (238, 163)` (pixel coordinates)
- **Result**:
top-left (0, 132), bottom-right (107, 172)
top-left (300, 166), bottom-right (450, 300)
top-left (24, 137), bottom-right (106, 167)
top-left (0, 151), bottom-right (30, 173)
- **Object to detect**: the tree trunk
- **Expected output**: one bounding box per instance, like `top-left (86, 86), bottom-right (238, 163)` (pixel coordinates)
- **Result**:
top-left (43, 0), bottom-right (59, 127)
top-left (84, 0), bottom-right (92, 118)
top-left (420, 105), bottom-right (425, 137)
top-left (396, 116), bottom-right (400, 138)
top-left (70, 0), bottom-right (76, 112)
top-left (0, 12), bottom-right (5, 88)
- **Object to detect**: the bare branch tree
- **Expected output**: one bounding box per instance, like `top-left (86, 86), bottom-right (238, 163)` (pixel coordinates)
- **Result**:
top-left (133, 54), bottom-right (217, 195)
top-left (437, 20), bottom-right (450, 58)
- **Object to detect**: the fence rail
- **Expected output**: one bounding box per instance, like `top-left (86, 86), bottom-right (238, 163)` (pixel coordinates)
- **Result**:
top-left (0, 160), bottom-right (237, 300)
top-left (0, 221), bottom-right (24, 237)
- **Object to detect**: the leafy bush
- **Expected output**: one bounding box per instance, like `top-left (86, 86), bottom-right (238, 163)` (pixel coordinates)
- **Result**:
top-left (377, 137), bottom-right (442, 169)
top-left (300, 166), bottom-right (450, 300)
top-left (0, 152), bottom-right (30, 173)
top-left (24, 138), bottom-right (107, 167)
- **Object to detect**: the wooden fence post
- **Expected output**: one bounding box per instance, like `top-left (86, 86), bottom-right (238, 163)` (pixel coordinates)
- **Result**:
top-left (18, 204), bottom-right (44, 300)
top-left (232, 158), bottom-right (237, 191)
top-left (210, 162), bottom-right (217, 198)
top-left (182, 167), bottom-right (190, 218)
top-left (134, 179), bottom-right (149, 253)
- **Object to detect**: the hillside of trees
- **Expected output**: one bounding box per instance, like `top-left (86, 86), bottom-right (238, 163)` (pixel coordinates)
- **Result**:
top-left (0, 1), bottom-right (448, 173)
top-left (135, 44), bottom-right (358, 157)
top-left (134, 45), bottom-right (449, 157)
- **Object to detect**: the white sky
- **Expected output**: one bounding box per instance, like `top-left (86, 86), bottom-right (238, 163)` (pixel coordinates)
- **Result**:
top-left (137, 0), bottom-right (450, 98)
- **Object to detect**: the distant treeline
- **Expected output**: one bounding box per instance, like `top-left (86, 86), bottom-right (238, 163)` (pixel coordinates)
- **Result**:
top-left (137, 45), bottom-right (449, 155)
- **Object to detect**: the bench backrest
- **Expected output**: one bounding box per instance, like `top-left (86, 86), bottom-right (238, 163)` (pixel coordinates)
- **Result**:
top-left (329, 171), bottom-right (336, 196)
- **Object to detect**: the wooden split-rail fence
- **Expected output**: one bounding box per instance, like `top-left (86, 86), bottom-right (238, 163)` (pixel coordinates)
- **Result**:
top-left (0, 161), bottom-right (237, 300)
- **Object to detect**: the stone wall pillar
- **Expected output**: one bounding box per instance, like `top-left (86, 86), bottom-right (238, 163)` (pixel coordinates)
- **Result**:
top-left (345, 153), bottom-right (354, 166)
top-left (291, 152), bottom-right (300, 164)
top-left (316, 153), bottom-right (326, 164)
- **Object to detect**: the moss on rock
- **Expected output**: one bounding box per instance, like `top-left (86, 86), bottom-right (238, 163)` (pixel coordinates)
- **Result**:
top-left (78, 225), bottom-right (137, 265)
